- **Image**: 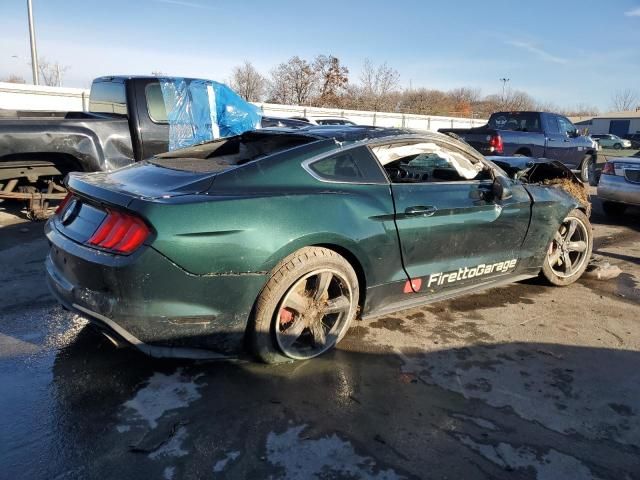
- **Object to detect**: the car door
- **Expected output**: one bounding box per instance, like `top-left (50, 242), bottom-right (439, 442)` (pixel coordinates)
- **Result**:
top-left (557, 116), bottom-right (584, 168)
top-left (371, 139), bottom-right (531, 295)
top-left (543, 114), bottom-right (573, 164)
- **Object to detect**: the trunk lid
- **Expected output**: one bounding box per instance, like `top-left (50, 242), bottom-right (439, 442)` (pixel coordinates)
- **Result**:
top-left (65, 161), bottom-right (219, 208)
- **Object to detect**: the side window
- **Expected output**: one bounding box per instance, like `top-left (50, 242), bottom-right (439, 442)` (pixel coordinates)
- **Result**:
top-left (545, 116), bottom-right (561, 134)
top-left (557, 117), bottom-right (576, 135)
top-left (89, 81), bottom-right (127, 115)
top-left (308, 147), bottom-right (386, 183)
top-left (145, 83), bottom-right (168, 123)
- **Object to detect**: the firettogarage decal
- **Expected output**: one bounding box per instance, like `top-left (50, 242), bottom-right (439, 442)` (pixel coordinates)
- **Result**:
top-left (427, 259), bottom-right (517, 288)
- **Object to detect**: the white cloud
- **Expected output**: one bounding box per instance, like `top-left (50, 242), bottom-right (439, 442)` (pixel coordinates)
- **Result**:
top-left (624, 7), bottom-right (640, 16)
top-left (153, 0), bottom-right (215, 10)
top-left (507, 40), bottom-right (568, 64)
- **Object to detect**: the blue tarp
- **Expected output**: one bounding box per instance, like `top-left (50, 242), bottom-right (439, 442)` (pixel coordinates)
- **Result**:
top-left (159, 78), bottom-right (261, 151)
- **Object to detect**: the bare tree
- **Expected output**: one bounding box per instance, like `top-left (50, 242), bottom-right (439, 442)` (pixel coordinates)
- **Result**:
top-left (2, 74), bottom-right (26, 84)
top-left (559, 103), bottom-right (600, 117)
top-left (611, 88), bottom-right (639, 112)
top-left (37, 58), bottom-right (69, 87)
top-left (359, 59), bottom-right (400, 111)
top-left (312, 55), bottom-right (349, 107)
top-left (268, 56), bottom-right (317, 105)
top-left (399, 88), bottom-right (449, 115)
top-left (447, 87), bottom-right (481, 116)
top-left (230, 61), bottom-right (266, 102)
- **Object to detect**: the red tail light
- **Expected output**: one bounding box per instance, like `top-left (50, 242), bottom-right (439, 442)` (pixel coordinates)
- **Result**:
top-left (87, 210), bottom-right (150, 254)
top-left (489, 134), bottom-right (504, 154)
top-left (55, 192), bottom-right (73, 214)
top-left (601, 162), bottom-right (615, 175)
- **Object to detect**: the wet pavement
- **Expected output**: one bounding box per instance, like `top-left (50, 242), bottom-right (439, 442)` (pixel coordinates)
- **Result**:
top-left (1, 200), bottom-right (639, 479)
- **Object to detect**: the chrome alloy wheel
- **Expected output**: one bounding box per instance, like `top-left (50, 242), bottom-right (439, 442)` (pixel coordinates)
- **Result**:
top-left (547, 216), bottom-right (590, 278)
top-left (275, 268), bottom-right (355, 360)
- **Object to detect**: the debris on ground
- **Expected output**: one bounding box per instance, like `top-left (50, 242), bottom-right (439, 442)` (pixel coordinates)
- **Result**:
top-left (543, 178), bottom-right (591, 215)
top-left (584, 261), bottom-right (622, 281)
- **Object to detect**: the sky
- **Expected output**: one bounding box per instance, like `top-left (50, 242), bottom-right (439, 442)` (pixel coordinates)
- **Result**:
top-left (1, 0), bottom-right (639, 111)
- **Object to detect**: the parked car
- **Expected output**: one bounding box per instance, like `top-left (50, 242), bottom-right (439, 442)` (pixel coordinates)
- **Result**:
top-left (261, 116), bottom-right (310, 129)
top-left (591, 134), bottom-right (632, 150)
top-left (440, 111), bottom-right (598, 183)
top-left (45, 126), bottom-right (592, 363)
top-left (290, 116), bottom-right (357, 126)
top-left (0, 75), bottom-right (260, 217)
top-left (597, 153), bottom-right (640, 215)
top-left (623, 133), bottom-right (640, 149)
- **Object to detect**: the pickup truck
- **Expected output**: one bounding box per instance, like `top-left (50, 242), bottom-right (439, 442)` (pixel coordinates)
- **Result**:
top-left (0, 75), bottom-right (266, 217)
top-left (440, 111), bottom-right (598, 183)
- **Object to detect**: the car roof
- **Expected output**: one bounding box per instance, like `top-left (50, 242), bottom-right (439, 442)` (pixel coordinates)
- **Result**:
top-left (281, 125), bottom-right (414, 142)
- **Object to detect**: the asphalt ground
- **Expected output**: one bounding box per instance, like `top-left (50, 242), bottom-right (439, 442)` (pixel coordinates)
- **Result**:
top-left (0, 193), bottom-right (639, 479)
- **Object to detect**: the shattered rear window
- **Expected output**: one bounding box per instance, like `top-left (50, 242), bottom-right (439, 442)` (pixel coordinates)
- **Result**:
top-left (150, 132), bottom-right (317, 173)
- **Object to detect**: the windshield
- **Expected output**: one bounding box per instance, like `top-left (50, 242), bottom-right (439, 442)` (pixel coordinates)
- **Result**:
top-left (488, 112), bottom-right (541, 132)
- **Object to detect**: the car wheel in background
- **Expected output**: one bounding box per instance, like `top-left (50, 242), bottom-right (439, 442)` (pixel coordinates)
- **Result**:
top-left (250, 247), bottom-right (359, 363)
top-left (541, 209), bottom-right (593, 286)
top-left (602, 201), bottom-right (627, 217)
top-left (613, 143), bottom-right (622, 150)
top-left (580, 155), bottom-right (593, 183)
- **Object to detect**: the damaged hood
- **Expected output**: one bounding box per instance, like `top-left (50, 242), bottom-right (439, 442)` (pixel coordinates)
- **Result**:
top-left (486, 156), bottom-right (580, 184)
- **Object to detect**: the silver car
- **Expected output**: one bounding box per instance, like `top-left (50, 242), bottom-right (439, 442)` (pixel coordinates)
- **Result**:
top-left (597, 155), bottom-right (640, 215)
top-left (592, 134), bottom-right (632, 150)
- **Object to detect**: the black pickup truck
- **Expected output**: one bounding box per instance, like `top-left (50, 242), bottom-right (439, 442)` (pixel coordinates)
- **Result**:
top-left (440, 111), bottom-right (599, 183)
top-left (0, 75), bottom-right (291, 217)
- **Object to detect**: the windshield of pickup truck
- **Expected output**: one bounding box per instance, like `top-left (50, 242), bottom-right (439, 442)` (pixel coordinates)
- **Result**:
top-left (488, 112), bottom-right (541, 133)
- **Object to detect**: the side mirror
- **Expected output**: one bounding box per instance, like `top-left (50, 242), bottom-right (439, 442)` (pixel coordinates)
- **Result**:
top-left (492, 176), bottom-right (513, 201)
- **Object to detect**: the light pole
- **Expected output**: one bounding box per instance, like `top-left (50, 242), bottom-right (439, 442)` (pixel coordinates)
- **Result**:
top-left (27, 0), bottom-right (39, 85)
top-left (499, 78), bottom-right (510, 103)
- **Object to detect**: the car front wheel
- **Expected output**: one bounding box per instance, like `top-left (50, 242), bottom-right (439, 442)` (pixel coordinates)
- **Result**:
top-left (541, 209), bottom-right (593, 286)
top-left (250, 247), bottom-right (359, 363)
top-left (613, 143), bottom-right (622, 150)
top-left (580, 155), bottom-right (593, 183)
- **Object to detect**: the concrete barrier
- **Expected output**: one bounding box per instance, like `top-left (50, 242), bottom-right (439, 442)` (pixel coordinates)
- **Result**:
top-left (0, 82), bottom-right (486, 132)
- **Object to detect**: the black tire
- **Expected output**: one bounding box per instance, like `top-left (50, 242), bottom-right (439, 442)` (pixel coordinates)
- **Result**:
top-left (541, 209), bottom-right (593, 286)
top-left (602, 201), bottom-right (627, 217)
top-left (613, 143), bottom-right (622, 150)
top-left (249, 247), bottom-right (359, 363)
top-left (580, 156), bottom-right (593, 184)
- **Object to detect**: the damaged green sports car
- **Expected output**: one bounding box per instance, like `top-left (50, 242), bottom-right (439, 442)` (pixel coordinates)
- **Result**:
top-left (45, 126), bottom-right (593, 362)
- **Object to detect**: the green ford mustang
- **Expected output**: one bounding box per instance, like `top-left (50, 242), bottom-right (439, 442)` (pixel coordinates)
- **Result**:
top-left (45, 126), bottom-right (593, 362)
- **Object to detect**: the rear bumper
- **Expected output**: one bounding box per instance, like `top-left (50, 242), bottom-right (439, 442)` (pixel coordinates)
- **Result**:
top-left (45, 220), bottom-right (268, 358)
top-left (597, 175), bottom-right (640, 206)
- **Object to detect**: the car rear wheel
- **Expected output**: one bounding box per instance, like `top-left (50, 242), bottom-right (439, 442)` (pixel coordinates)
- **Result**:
top-left (249, 247), bottom-right (359, 363)
top-left (602, 201), bottom-right (627, 216)
top-left (541, 209), bottom-right (592, 286)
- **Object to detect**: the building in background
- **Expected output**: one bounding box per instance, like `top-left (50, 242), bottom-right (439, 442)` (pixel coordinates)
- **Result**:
top-left (571, 110), bottom-right (640, 137)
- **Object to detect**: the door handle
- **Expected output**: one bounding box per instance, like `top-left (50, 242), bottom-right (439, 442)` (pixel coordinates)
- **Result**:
top-left (563, 139), bottom-right (571, 143)
top-left (405, 205), bottom-right (437, 217)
